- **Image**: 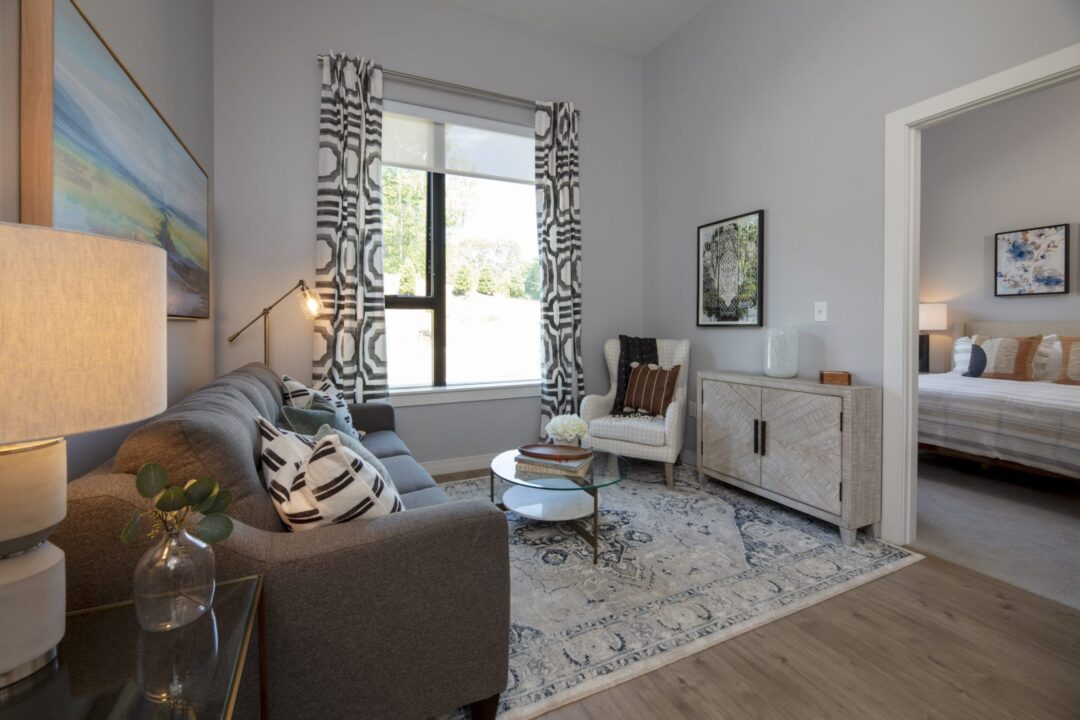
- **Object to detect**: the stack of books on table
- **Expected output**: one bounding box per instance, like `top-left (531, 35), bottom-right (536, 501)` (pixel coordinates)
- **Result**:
top-left (515, 453), bottom-right (593, 479)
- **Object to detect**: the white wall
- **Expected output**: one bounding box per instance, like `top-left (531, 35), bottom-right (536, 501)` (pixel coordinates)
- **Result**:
top-left (213, 0), bottom-right (645, 462)
top-left (641, 0), bottom-right (1080, 455)
top-left (0, 0), bottom-right (215, 477)
top-left (920, 79), bottom-right (1080, 372)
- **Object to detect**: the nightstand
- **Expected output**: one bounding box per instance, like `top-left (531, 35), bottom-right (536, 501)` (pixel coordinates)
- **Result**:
top-left (0, 575), bottom-right (266, 720)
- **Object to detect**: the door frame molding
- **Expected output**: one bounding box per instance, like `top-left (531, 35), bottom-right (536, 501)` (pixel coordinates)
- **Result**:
top-left (880, 43), bottom-right (1080, 545)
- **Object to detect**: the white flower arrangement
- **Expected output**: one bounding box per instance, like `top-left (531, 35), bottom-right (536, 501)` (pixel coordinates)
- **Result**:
top-left (546, 414), bottom-right (588, 443)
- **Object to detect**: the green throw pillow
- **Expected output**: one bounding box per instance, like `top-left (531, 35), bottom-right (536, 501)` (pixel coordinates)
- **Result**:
top-left (283, 405), bottom-right (356, 439)
top-left (314, 424), bottom-right (397, 494)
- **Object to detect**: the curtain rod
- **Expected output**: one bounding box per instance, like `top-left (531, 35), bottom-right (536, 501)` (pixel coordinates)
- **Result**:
top-left (317, 55), bottom-right (538, 111)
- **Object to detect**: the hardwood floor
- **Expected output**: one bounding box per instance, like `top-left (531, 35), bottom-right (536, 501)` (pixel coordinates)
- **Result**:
top-left (542, 556), bottom-right (1080, 719)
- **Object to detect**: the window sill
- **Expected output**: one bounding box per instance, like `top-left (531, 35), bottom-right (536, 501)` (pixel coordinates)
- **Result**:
top-left (388, 381), bottom-right (540, 408)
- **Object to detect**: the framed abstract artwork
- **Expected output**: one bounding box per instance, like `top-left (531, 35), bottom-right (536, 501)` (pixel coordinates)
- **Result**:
top-left (994, 224), bottom-right (1069, 297)
top-left (697, 210), bottom-right (764, 326)
top-left (20, 0), bottom-right (210, 318)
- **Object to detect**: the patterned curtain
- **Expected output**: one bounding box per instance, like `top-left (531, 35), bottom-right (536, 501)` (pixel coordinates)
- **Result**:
top-left (314, 54), bottom-right (388, 402)
top-left (535, 102), bottom-right (584, 435)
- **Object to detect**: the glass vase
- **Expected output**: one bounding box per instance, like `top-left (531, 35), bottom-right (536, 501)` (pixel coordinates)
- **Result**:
top-left (764, 328), bottom-right (799, 378)
top-left (134, 529), bottom-right (216, 632)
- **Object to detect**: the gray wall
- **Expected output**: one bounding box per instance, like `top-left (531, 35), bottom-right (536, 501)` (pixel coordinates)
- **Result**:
top-left (920, 79), bottom-right (1080, 372)
top-left (213, 0), bottom-right (644, 462)
top-left (0, 0), bottom-right (215, 476)
top-left (640, 0), bottom-right (1080, 455)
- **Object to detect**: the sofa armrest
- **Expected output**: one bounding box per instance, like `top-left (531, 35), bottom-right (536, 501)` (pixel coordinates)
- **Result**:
top-left (56, 472), bottom-right (510, 719)
top-left (220, 499), bottom-right (510, 719)
top-left (348, 400), bottom-right (396, 433)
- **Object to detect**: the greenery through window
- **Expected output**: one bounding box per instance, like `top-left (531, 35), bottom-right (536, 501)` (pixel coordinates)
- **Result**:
top-left (382, 107), bottom-right (539, 389)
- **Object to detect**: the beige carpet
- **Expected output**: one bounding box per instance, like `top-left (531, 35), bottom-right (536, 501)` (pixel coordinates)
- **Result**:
top-left (915, 454), bottom-right (1080, 609)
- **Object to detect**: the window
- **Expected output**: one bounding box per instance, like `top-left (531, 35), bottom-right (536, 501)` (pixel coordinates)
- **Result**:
top-left (381, 103), bottom-right (539, 390)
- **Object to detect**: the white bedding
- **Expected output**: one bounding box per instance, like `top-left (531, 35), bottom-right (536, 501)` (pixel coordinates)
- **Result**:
top-left (918, 373), bottom-right (1080, 478)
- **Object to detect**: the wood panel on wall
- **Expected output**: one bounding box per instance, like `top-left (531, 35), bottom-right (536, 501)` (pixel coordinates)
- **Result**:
top-left (19, 0), bottom-right (53, 225)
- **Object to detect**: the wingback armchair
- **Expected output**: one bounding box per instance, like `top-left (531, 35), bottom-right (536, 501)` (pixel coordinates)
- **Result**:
top-left (580, 339), bottom-right (690, 488)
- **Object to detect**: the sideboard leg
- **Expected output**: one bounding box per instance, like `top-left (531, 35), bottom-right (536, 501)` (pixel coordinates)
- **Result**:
top-left (870, 521), bottom-right (881, 538)
top-left (839, 526), bottom-right (856, 546)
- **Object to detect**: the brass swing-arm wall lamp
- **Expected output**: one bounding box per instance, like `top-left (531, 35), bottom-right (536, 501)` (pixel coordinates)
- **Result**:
top-left (227, 279), bottom-right (325, 366)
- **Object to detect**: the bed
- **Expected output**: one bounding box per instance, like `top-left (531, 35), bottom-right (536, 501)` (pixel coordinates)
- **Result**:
top-left (918, 320), bottom-right (1080, 479)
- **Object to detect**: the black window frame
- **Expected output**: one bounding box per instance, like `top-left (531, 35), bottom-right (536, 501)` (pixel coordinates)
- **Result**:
top-left (384, 170), bottom-right (447, 387)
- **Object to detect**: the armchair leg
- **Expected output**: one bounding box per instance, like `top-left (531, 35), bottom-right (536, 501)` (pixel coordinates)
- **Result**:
top-left (470, 693), bottom-right (500, 720)
top-left (664, 462), bottom-right (674, 489)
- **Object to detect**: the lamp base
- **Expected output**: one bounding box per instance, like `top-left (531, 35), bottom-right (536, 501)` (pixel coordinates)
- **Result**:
top-left (0, 648), bottom-right (57, 699)
top-left (919, 333), bottom-right (930, 373)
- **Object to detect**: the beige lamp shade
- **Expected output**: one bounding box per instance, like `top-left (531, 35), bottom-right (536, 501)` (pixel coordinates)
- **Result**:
top-left (918, 302), bottom-right (948, 332)
top-left (0, 222), bottom-right (168, 443)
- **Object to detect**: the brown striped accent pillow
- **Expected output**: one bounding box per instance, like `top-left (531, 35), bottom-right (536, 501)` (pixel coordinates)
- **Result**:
top-left (967, 335), bottom-right (1042, 380)
top-left (1055, 336), bottom-right (1080, 385)
top-left (623, 363), bottom-right (681, 416)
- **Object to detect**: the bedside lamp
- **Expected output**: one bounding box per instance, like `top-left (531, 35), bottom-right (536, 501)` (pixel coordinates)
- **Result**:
top-left (0, 223), bottom-right (166, 689)
top-left (918, 303), bottom-right (948, 373)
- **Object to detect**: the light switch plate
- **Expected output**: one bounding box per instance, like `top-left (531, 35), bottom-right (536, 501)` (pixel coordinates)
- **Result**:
top-left (814, 301), bottom-right (828, 322)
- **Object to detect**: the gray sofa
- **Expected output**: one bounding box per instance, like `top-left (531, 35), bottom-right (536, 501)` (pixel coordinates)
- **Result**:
top-left (52, 364), bottom-right (510, 720)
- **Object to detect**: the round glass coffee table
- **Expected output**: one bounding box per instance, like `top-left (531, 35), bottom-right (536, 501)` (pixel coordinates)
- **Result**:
top-left (489, 449), bottom-right (630, 564)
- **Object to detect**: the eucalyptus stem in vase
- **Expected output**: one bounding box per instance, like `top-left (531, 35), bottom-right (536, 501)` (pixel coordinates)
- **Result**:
top-left (121, 463), bottom-right (234, 632)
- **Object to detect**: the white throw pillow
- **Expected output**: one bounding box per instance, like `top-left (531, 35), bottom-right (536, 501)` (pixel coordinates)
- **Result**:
top-left (256, 417), bottom-right (402, 530)
top-left (951, 337), bottom-right (972, 374)
top-left (1037, 339), bottom-right (1063, 381)
top-left (281, 375), bottom-right (357, 435)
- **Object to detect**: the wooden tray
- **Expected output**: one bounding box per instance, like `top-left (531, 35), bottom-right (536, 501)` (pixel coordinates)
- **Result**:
top-left (517, 443), bottom-right (593, 462)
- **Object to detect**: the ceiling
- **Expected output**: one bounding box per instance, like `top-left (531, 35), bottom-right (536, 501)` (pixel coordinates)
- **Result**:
top-left (443, 0), bottom-right (711, 56)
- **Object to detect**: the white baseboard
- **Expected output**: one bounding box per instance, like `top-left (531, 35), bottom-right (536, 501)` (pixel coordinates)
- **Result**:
top-left (421, 453), bottom-right (496, 477)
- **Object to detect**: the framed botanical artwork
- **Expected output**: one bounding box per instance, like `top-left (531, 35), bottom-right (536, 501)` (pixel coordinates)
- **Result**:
top-left (20, 0), bottom-right (210, 318)
top-left (697, 210), bottom-right (764, 326)
top-left (994, 224), bottom-right (1069, 297)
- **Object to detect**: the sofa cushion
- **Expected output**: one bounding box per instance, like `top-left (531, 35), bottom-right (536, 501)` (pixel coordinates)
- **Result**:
top-left (315, 425), bottom-right (395, 494)
top-left (401, 486), bottom-right (451, 510)
top-left (588, 414), bottom-right (666, 447)
top-left (257, 419), bottom-right (403, 530)
top-left (361, 430), bottom-right (410, 459)
top-left (206, 373), bottom-right (278, 420)
top-left (381, 455), bottom-right (437, 495)
top-left (115, 384), bottom-right (284, 531)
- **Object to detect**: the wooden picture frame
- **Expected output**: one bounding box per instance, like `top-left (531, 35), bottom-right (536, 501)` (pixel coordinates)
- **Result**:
top-left (994, 223), bottom-right (1070, 297)
top-left (20, 0), bottom-right (211, 319)
top-left (696, 210), bottom-right (764, 326)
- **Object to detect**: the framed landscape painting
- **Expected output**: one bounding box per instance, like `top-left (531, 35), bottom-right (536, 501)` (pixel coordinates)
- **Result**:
top-left (21, 0), bottom-right (210, 318)
top-left (994, 224), bottom-right (1069, 297)
top-left (697, 210), bottom-right (764, 326)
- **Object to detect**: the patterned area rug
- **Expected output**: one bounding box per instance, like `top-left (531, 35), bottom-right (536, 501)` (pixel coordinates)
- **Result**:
top-left (439, 463), bottom-right (920, 720)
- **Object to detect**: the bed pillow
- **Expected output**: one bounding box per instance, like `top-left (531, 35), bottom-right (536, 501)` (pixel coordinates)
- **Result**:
top-left (1054, 336), bottom-right (1080, 385)
top-left (1036, 339), bottom-right (1063, 381)
top-left (951, 337), bottom-right (972, 374)
top-left (963, 335), bottom-right (1042, 380)
top-left (1033, 334), bottom-right (1059, 379)
top-left (257, 417), bottom-right (402, 530)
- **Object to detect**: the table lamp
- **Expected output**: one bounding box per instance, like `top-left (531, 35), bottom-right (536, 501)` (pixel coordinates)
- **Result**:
top-left (0, 222), bottom-right (167, 690)
top-left (918, 302), bottom-right (948, 373)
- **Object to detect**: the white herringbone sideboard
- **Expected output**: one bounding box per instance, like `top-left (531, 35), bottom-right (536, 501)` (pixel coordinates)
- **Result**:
top-left (697, 371), bottom-right (882, 545)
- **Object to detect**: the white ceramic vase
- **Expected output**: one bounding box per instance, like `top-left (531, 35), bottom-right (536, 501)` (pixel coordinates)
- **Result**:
top-left (764, 328), bottom-right (799, 378)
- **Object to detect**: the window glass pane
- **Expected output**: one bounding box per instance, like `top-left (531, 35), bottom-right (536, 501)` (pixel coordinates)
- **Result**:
top-left (445, 174), bottom-right (540, 385)
top-left (382, 166), bottom-right (428, 297)
top-left (382, 112), bottom-right (434, 169)
top-left (445, 124), bottom-right (533, 182)
top-left (385, 308), bottom-right (433, 388)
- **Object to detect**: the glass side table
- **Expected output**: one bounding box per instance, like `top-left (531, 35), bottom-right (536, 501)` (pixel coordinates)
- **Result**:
top-left (0, 575), bottom-right (265, 720)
